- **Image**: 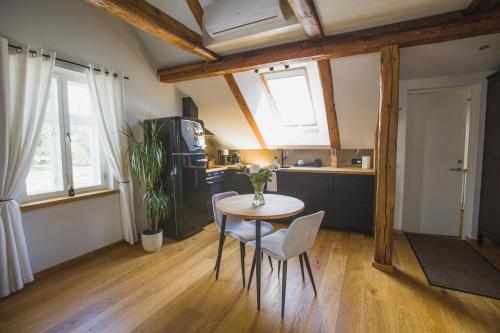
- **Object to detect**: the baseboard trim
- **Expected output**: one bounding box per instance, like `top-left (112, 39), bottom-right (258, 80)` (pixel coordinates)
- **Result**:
top-left (34, 240), bottom-right (130, 279)
top-left (372, 259), bottom-right (394, 272)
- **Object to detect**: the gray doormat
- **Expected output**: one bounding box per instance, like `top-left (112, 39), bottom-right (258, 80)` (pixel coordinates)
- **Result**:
top-left (405, 233), bottom-right (500, 299)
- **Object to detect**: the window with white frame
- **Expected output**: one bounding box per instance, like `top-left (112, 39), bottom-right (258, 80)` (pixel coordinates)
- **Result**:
top-left (24, 67), bottom-right (108, 201)
top-left (261, 68), bottom-right (317, 127)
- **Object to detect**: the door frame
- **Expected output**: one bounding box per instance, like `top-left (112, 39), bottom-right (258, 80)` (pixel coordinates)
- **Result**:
top-left (395, 73), bottom-right (490, 239)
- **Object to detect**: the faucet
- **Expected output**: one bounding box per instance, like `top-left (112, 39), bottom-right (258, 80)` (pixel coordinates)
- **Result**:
top-left (279, 149), bottom-right (288, 167)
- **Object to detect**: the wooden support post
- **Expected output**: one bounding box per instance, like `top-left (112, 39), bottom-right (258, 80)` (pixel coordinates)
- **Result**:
top-left (373, 44), bottom-right (399, 272)
top-left (374, 117), bottom-right (379, 172)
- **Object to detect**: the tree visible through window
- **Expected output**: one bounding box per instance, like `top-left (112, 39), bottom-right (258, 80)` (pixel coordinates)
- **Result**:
top-left (25, 67), bottom-right (106, 200)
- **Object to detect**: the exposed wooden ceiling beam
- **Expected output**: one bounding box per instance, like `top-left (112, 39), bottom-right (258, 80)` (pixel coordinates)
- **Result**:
top-left (186, 0), bottom-right (203, 31)
top-left (158, 10), bottom-right (500, 83)
top-left (224, 74), bottom-right (268, 149)
top-left (86, 0), bottom-right (218, 61)
top-left (317, 59), bottom-right (340, 149)
top-left (287, 0), bottom-right (324, 39)
top-left (466, 0), bottom-right (500, 14)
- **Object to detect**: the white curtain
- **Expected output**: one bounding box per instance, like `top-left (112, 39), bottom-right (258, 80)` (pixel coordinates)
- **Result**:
top-left (0, 38), bottom-right (55, 297)
top-left (88, 66), bottom-right (137, 245)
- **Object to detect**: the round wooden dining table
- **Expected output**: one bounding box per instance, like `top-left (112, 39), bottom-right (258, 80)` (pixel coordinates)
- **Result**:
top-left (215, 193), bottom-right (304, 310)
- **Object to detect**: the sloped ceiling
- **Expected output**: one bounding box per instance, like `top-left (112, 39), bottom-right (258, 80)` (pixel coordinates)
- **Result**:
top-left (174, 76), bottom-right (260, 149)
top-left (141, 0), bottom-right (472, 69)
top-left (332, 53), bottom-right (380, 149)
top-left (136, 1), bottom-right (500, 151)
top-left (234, 61), bottom-right (330, 149)
top-left (175, 55), bottom-right (381, 150)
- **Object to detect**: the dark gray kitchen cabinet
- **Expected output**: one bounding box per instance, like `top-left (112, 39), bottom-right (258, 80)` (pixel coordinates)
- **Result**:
top-left (224, 170), bottom-right (253, 194)
top-left (276, 170), bottom-right (374, 234)
top-left (329, 174), bottom-right (375, 234)
top-left (330, 174), bottom-right (374, 203)
top-left (276, 171), bottom-right (294, 195)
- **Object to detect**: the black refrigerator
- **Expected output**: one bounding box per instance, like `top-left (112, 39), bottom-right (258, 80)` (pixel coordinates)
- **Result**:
top-left (146, 116), bottom-right (208, 239)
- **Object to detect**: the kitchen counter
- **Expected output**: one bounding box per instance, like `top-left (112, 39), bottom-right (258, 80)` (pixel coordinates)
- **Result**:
top-left (208, 165), bottom-right (375, 175)
top-left (206, 167), bottom-right (228, 173)
top-left (278, 166), bottom-right (376, 175)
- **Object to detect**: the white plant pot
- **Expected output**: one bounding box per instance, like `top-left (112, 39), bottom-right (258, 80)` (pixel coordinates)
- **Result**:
top-left (141, 229), bottom-right (163, 252)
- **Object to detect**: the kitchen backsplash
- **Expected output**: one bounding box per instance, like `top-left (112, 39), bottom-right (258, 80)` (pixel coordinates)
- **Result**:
top-left (205, 144), bottom-right (374, 169)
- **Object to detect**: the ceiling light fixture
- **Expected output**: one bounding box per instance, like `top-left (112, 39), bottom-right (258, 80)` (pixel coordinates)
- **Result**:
top-left (479, 44), bottom-right (490, 51)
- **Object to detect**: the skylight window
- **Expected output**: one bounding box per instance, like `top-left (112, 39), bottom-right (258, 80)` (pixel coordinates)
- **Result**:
top-left (261, 68), bottom-right (316, 127)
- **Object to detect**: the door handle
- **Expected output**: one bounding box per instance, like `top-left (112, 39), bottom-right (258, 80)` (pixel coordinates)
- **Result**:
top-left (449, 167), bottom-right (462, 171)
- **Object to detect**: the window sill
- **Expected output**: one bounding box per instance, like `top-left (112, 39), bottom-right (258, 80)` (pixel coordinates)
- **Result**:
top-left (20, 189), bottom-right (120, 212)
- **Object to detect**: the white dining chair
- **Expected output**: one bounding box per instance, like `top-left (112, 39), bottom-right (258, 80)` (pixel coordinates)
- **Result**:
top-left (247, 211), bottom-right (325, 317)
top-left (212, 191), bottom-right (275, 287)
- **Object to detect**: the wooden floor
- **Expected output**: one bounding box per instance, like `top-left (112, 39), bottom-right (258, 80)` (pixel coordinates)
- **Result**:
top-left (1, 224), bottom-right (499, 333)
top-left (466, 237), bottom-right (500, 271)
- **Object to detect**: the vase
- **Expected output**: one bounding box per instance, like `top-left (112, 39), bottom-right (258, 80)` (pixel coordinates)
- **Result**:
top-left (252, 182), bottom-right (265, 206)
top-left (141, 229), bottom-right (163, 253)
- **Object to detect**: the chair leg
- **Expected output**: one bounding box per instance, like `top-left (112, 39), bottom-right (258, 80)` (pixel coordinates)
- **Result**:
top-left (240, 242), bottom-right (246, 288)
top-left (303, 252), bottom-right (317, 295)
top-left (268, 255), bottom-right (273, 271)
top-left (281, 260), bottom-right (287, 318)
top-left (215, 215), bottom-right (227, 280)
top-left (299, 254), bottom-right (305, 282)
top-left (278, 261), bottom-right (281, 275)
top-left (247, 251), bottom-right (257, 290)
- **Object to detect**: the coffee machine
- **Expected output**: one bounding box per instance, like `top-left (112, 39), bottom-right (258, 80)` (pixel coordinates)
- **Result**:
top-left (228, 152), bottom-right (241, 164)
top-left (218, 149), bottom-right (229, 165)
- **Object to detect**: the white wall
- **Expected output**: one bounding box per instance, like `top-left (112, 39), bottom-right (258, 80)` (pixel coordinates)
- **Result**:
top-left (395, 73), bottom-right (490, 240)
top-left (0, 0), bottom-right (182, 124)
top-left (175, 76), bottom-right (261, 149)
top-left (332, 53), bottom-right (380, 149)
top-left (22, 194), bottom-right (123, 272)
top-left (0, 0), bottom-right (181, 272)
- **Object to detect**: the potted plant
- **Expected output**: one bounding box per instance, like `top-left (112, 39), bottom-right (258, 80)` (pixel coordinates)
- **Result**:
top-left (123, 121), bottom-right (171, 252)
top-left (240, 164), bottom-right (273, 206)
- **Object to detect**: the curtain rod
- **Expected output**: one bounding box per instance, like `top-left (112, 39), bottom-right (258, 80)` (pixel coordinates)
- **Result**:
top-left (7, 44), bottom-right (130, 80)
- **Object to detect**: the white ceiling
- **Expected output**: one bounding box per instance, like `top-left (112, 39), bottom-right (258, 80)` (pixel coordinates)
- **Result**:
top-left (316, 0), bottom-right (470, 35)
top-left (138, 0), bottom-right (500, 150)
top-left (400, 33), bottom-right (500, 80)
top-left (141, 0), bottom-right (472, 69)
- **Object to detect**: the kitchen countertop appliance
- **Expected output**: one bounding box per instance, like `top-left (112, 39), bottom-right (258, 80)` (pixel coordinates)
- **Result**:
top-left (218, 149), bottom-right (229, 165)
top-left (146, 116), bottom-right (208, 239)
top-left (228, 152), bottom-right (241, 164)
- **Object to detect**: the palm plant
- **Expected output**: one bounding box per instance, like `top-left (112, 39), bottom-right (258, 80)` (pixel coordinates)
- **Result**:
top-left (122, 121), bottom-right (171, 233)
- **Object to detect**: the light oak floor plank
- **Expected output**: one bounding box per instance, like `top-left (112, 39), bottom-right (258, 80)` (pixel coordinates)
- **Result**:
top-left (0, 223), bottom-right (499, 333)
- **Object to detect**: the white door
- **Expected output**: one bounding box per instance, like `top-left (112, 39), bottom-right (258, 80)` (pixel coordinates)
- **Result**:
top-left (403, 88), bottom-right (470, 237)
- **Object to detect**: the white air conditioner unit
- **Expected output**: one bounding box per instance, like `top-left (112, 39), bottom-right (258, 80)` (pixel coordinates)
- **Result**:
top-left (204, 0), bottom-right (286, 39)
